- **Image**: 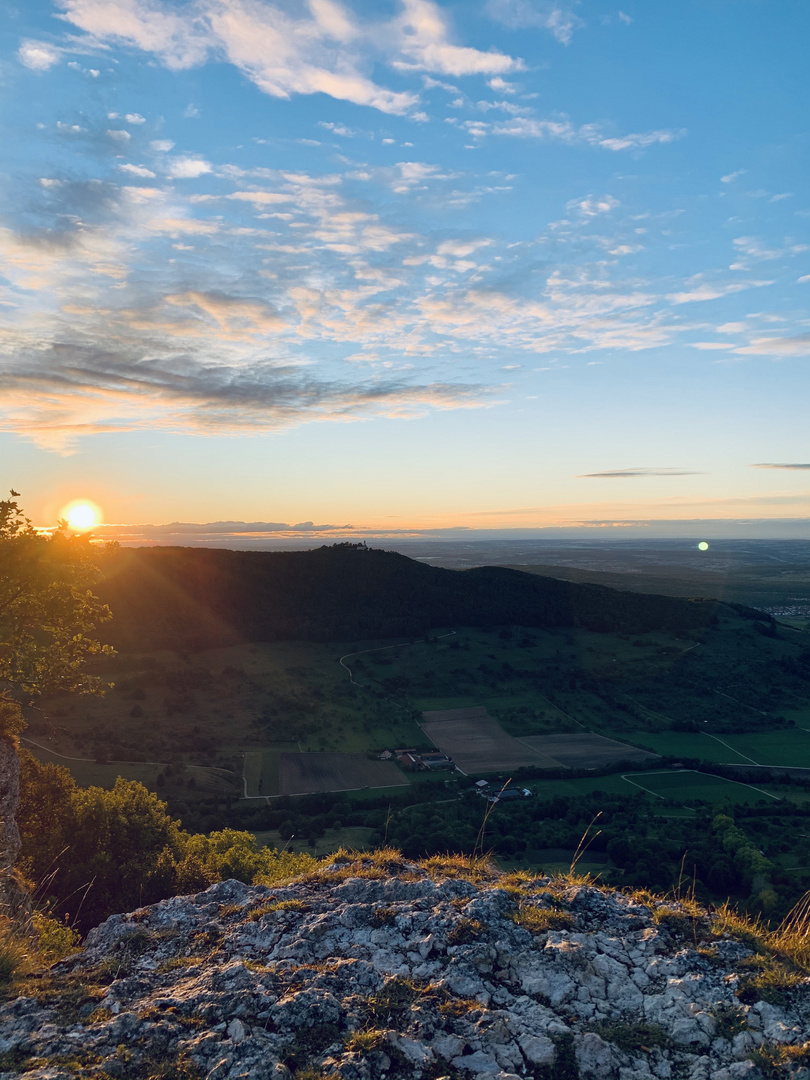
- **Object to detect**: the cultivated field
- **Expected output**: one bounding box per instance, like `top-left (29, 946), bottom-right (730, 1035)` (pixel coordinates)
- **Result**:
top-left (518, 733), bottom-right (657, 768)
top-left (420, 708), bottom-right (658, 773)
top-left (421, 706), bottom-right (564, 772)
top-left (278, 752), bottom-right (410, 796)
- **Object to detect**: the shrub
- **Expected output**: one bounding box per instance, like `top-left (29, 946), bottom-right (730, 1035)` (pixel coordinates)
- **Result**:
top-left (32, 913), bottom-right (81, 963)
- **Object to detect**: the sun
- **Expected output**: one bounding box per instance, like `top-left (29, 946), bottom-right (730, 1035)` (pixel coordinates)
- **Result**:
top-left (61, 499), bottom-right (102, 533)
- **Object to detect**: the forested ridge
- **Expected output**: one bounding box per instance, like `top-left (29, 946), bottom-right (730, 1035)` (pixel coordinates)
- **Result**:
top-left (96, 543), bottom-right (765, 651)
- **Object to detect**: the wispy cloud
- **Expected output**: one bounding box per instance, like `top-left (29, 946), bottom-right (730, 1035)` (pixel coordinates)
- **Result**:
top-left (118, 163), bottom-right (156, 178)
top-left (731, 235), bottom-right (808, 267)
top-left (578, 468), bottom-right (704, 478)
top-left (734, 334), bottom-right (810, 356)
top-left (55, 0), bottom-right (520, 116)
top-left (0, 338), bottom-right (495, 452)
top-left (457, 115), bottom-right (685, 151)
top-left (485, 0), bottom-right (584, 44)
top-left (752, 463), bottom-right (810, 470)
top-left (667, 279), bottom-right (771, 304)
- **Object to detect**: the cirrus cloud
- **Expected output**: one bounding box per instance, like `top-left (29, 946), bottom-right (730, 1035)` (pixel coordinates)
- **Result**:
top-left (751, 463), bottom-right (810, 470)
top-left (578, 468), bottom-right (704, 478)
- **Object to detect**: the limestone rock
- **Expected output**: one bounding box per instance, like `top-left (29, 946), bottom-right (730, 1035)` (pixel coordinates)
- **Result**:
top-left (0, 861), bottom-right (808, 1078)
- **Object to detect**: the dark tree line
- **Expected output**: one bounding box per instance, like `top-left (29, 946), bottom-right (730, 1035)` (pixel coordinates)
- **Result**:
top-left (94, 544), bottom-right (751, 653)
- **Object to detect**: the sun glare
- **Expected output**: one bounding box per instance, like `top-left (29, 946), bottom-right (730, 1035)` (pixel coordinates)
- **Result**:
top-left (61, 499), bottom-right (102, 533)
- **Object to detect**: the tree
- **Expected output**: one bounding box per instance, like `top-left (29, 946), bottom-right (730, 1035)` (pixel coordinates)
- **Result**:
top-left (1, 491), bottom-right (114, 918)
top-left (0, 491), bottom-right (114, 733)
top-left (17, 750), bottom-right (316, 931)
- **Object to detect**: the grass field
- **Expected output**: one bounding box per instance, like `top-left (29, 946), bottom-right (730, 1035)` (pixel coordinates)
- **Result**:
top-left (30, 616), bottom-right (810, 813)
top-left (618, 729), bottom-right (810, 768)
top-left (22, 740), bottom-right (234, 794)
top-left (519, 733), bottom-right (658, 768)
top-left (520, 768), bottom-right (785, 806)
top-left (278, 752), bottom-right (410, 796)
top-left (621, 769), bottom-right (781, 805)
top-left (244, 749), bottom-right (410, 797)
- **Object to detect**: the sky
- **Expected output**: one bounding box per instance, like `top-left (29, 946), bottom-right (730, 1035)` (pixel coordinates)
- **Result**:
top-left (1, 0), bottom-right (809, 540)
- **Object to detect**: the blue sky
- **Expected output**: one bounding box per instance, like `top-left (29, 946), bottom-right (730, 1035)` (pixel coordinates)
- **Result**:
top-left (1, 0), bottom-right (808, 536)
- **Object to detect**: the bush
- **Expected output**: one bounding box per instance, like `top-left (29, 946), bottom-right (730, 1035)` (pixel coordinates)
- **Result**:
top-left (0, 700), bottom-right (25, 744)
top-left (32, 913), bottom-right (81, 963)
top-left (18, 750), bottom-right (315, 933)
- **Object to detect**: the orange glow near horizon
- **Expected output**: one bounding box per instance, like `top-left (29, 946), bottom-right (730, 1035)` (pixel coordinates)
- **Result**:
top-left (60, 499), bottom-right (102, 533)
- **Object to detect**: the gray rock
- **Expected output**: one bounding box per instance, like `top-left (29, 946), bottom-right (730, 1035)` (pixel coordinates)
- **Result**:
top-left (0, 865), bottom-right (808, 1080)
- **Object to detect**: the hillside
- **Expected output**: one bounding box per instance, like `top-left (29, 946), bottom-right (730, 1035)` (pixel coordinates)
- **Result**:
top-left (3, 854), bottom-right (809, 1079)
top-left (95, 545), bottom-right (758, 653)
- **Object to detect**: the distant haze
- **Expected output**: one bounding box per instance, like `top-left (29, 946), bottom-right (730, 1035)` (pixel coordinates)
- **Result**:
top-left (90, 519), bottom-right (810, 548)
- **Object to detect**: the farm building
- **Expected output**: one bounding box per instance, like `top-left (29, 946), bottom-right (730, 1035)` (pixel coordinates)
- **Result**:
top-left (487, 788), bottom-right (533, 804)
top-left (419, 752), bottom-right (453, 770)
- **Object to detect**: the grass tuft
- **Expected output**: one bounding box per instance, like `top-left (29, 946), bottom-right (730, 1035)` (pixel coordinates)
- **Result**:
top-left (369, 906), bottom-right (397, 927)
top-left (344, 1027), bottom-right (388, 1054)
top-left (0, 917), bottom-right (34, 996)
top-left (587, 1019), bottom-right (672, 1053)
top-left (366, 976), bottom-right (424, 1023)
top-left (446, 918), bottom-right (485, 945)
top-left (247, 898), bottom-right (309, 921)
top-left (513, 904), bottom-right (575, 934)
top-left (711, 1003), bottom-right (748, 1040)
top-left (749, 1041), bottom-right (810, 1079)
top-left (421, 853), bottom-right (498, 882)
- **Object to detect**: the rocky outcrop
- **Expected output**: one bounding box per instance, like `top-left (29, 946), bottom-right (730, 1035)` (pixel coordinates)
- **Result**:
top-left (1, 856), bottom-right (808, 1079)
top-left (0, 738), bottom-right (29, 922)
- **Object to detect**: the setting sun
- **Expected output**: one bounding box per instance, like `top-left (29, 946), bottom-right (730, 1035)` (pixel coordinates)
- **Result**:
top-left (61, 499), bottom-right (102, 533)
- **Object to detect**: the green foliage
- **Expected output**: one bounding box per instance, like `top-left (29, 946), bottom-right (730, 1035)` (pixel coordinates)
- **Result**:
top-left (0, 698), bottom-right (24, 742)
top-left (711, 1003), bottom-right (748, 1040)
top-left (736, 958), bottom-right (804, 1006)
top-left (31, 913), bottom-right (81, 963)
top-left (713, 813), bottom-right (775, 900)
top-left (94, 544), bottom-right (725, 654)
top-left (17, 750), bottom-right (315, 932)
top-left (748, 1041), bottom-right (810, 1079)
top-left (533, 1033), bottom-right (579, 1080)
top-left (365, 976), bottom-right (423, 1023)
top-left (0, 492), bottom-right (115, 703)
top-left (281, 1023), bottom-right (342, 1073)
